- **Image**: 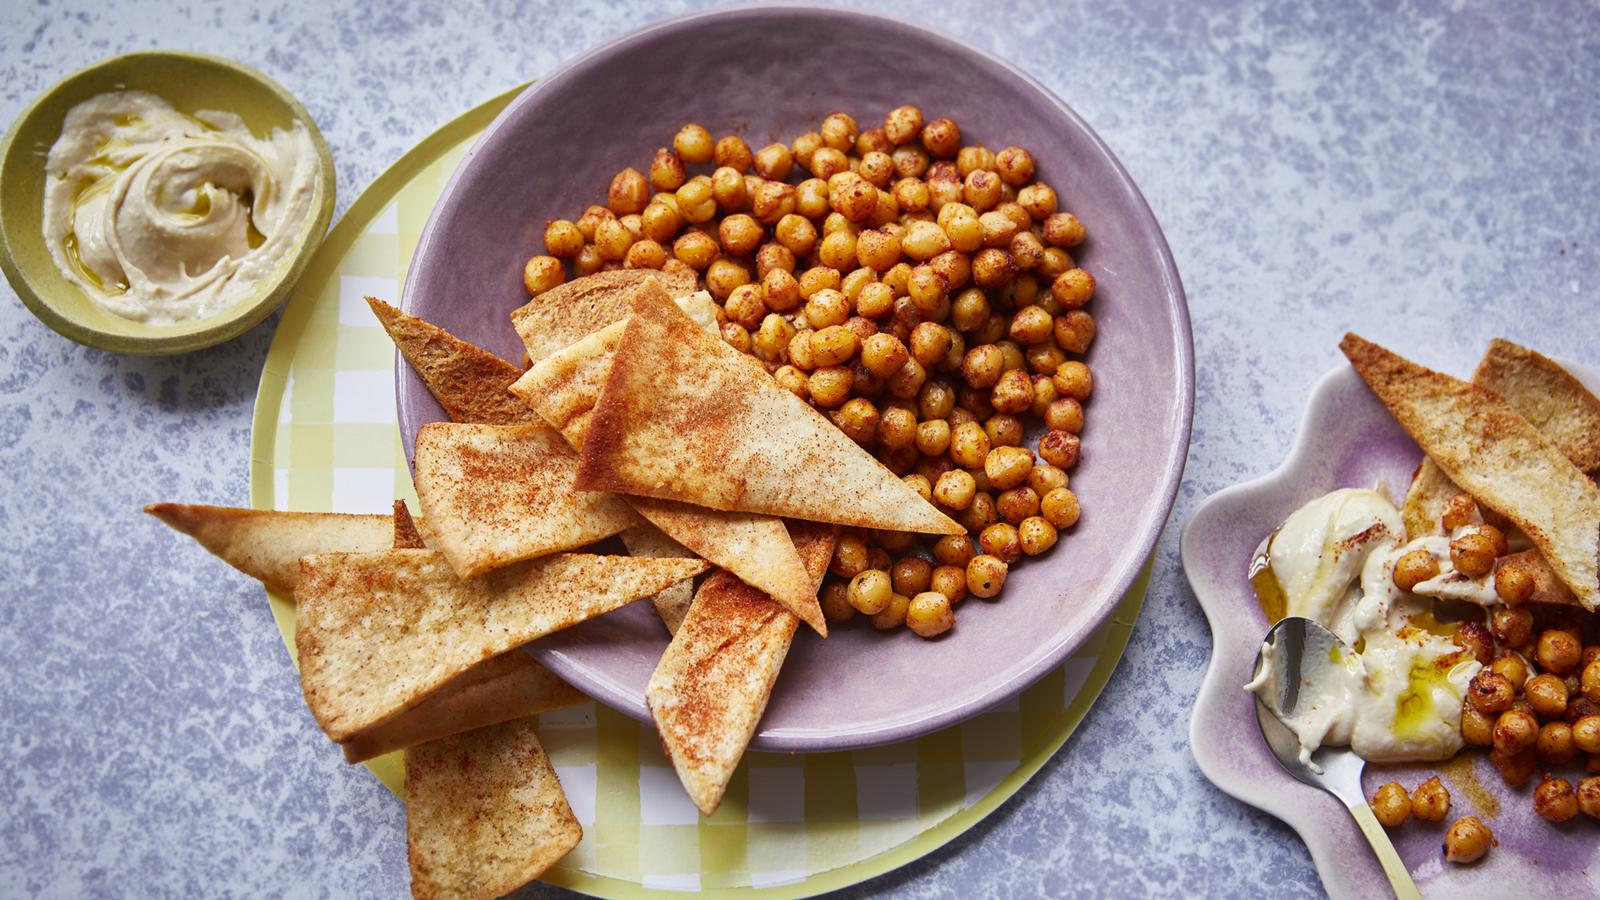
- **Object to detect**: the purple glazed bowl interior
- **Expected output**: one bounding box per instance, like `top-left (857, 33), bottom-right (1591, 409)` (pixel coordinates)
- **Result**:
top-left (1185, 360), bottom-right (1600, 899)
top-left (400, 5), bottom-right (1193, 752)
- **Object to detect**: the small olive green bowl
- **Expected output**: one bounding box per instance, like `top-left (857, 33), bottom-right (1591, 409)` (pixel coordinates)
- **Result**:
top-left (0, 51), bottom-right (336, 355)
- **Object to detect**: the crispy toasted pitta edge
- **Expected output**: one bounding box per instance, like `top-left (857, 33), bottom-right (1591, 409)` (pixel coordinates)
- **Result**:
top-left (647, 521), bottom-right (837, 816)
top-left (1404, 338), bottom-right (1600, 538)
top-left (366, 296), bottom-right (535, 426)
top-left (413, 422), bottom-right (641, 578)
top-left (145, 503), bottom-right (393, 594)
top-left (510, 269), bottom-right (697, 365)
top-left (405, 719), bottom-right (580, 899)
top-left (295, 549), bottom-right (706, 740)
top-left (576, 283), bottom-right (963, 535)
top-left (341, 651), bottom-right (585, 763)
top-left (617, 523), bottom-right (697, 635)
top-left (1342, 333), bottom-right (1600, 611)
top-left (511, 291), bottom-right (823, 632)
top-left (392, 499), bottom-right (426, 550)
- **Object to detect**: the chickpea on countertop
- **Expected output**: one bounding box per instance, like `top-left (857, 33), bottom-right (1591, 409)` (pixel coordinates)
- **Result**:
top-left (524, 105), bottom-right (1099, 638)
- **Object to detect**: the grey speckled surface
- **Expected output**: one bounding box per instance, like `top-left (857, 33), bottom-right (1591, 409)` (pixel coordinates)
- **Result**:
top-left (2, 1), bottom-right (1596, 896)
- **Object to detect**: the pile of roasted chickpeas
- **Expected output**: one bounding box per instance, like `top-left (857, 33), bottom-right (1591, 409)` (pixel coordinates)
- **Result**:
top-left (523, 106), bottom-right (1095, 639)
top-left (1374, 492), bottom-right (1600, 862)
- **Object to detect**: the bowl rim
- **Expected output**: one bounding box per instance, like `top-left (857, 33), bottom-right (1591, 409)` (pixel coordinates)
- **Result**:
top-left (0, 49), bottom-right (336, 356)
top-left (403, 2), bottom-right (1195, 750)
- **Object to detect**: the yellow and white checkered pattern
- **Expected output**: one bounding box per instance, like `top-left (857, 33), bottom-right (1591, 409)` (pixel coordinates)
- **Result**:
top-left (247, 91), bottom-right (1148, 898)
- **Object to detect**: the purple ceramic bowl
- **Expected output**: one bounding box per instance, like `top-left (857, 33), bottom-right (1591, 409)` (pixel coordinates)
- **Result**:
top-left (400, 5), bottom-right (1193, 751)
top-left (1185, 360), bottom-right (1600, 898)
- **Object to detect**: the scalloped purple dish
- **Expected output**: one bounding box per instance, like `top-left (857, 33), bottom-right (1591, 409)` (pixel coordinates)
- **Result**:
top-left (1185, 360), bottom-right (1600, 898)
top-left (399, 6), bottom-right (1192, 752)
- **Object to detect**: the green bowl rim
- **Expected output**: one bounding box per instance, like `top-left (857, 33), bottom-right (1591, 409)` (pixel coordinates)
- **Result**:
top-left (0, 49), bottom-right (337, 356)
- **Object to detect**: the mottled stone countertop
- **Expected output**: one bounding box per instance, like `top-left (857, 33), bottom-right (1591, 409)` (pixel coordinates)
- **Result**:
top-left (2, 1), bottom-right (1595, 896)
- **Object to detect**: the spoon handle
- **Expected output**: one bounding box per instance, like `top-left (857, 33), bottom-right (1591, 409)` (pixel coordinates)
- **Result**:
top-left (1346, 800), bottom-right (1422, 900)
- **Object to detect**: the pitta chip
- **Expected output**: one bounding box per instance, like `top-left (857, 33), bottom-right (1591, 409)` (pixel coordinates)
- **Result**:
top-left (145, 503), bottom-right (392, 594)
top-left (576, 284), bottom-right (962, 535)
top-left (1404, 338), bottom-right (1600, 539)
top-left (366, 297), bottom-right (536, 426)
top-left (296, 549), bottom-right (705, 740)
top-left (413, 422), bottom-right (641, 578)
top-left (392, 499), bottom-right (426, 550)
top-left (647, 521), bottom-right (837, 816)
top-left (1342, 333), bottom-right (1600, 611)
top-left (341, 650), bottom-right (584, 763)
top-left (510, 291), bottom-right (823, 633)
top-left (617, 523), bottom-right (696, 635)
top-left (406, 719), bottom-right (580, 899)
top-left (511, 269), bottom-right (696, 365)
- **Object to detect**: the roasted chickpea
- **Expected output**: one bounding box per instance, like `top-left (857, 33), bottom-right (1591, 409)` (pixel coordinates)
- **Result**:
top-left (904, 591), bottom-right (955, 637)
top-left (962, 169), bottom-right (1003, 212)
top-left (870, 592), bottom-right (912, 630)
top-left (854, 332), bottom-right (909, 379)
top-left (1372, 782), bottom-right (1411, 828)
top-left (920, 117), bottom-right (961, 158)
top-left (797, 268), bottom-right (841, 302)
top-left (1027, 463), bottom-right (1068, 497)
top-left (889, 556), bottom-right (933, 597)
top-left (605, 166), bottom-right (648, 215)
top-left (902, 220), bottom-right (952, 261)
top-left (1583, 660), bottom-right (1600, 703)
top-left (1453, 620), bottom-right (1494, 665)
top-left (1578, 776), bottom-right (1600, 818)
top-left (1460, 704), bottom-right (1495, 745)
top-left (845, 568), bottom-right (893, 614)
top-left (1052, 310), bottom-right (1097, 355)
top-left (881, 104), bottom-right (924, 145)
top-left (1493, 708), bottom-right (1540, 755)
top-left (907, 265), bottom-right (949, 315)
top-left (960, 492), bottom-right (999, 534)
top-left (1041, 487), bottom-right (1081, 528)
top-left (933, 468), bottom-right (978, 511)
top-left (994, 146), bottom-right (1036, 185)
top-left (593, 217), bottom-right (635, 261)
top-left (805, 324), bottom-right (857, 368)
top-left (1040, 211), bottom-right (1086, 247)
top-left (1538, 629), bottom-right (1583, 675)
top-left (808, 366), bottom-right (853, 409)
top-left (721, 321), bottom-right (752, 353)
top-left (1038, 430), bottom-right (1082, 470)
top-left (1384, 549), bottom-right (1437, 592)
top-left (946, 420), bottom-right (990, 469)
top-left (979, 523), bottom-right (1023, 564)
top-left (1491, 606), bottom-right (1534, 646)
top-left (624, 238), bottom-right (667, 269)
top-left (773, 364), bottom-right (809, 399)
top-left (1053, 361), bottom-right (1093, 401)
top-left (1038, 399), bottom-right (1083, 436)
top-left (522, 256), bottom-right (565, 296)
top-left (854, 281), bottom-right (895, 319)
top-left (1575, 716), bottom-right (1600, 753)
top-left (708, 134), bottom-right (750, 172)
top-left (760, 268), bottom-right (801, 313)
top-left (831, 534), bottom-right (870, 578)
top-left (968, 248), bottom-right (1013, 289)
top-left (1468, 671), bottom-right (1516, 715)
top-left (1534, 776), bottom-right (1579, 822)
top-left (990, 369), bottom-right (1035, 415)
top-left (804, 288), bottom-right (850, 330)
top-left (1526, 673), bottom-right (1569, 719)
top-left (886, 357), bottom-right (928, 400)
top-left (1011, 516), bottom-right (1056, 556)
top-left (979, 210), bottom-right (1020, 248)
top-left (829, 174), bottom-right (878, 224)
top-left (573, 244), bottom-right (604, 276)
top-left (544, 219), bottom-right (585, 258)
top-left (832, 397), bottom-right (879, 444)
top-left (985, 414), bottom-right (1024, 448)
top-left (966, 554), bottom-right (1008, 598)
top-left (1449, 531), bottom-right (1498, 578)
top-left (1489, 652), bottom-right (1530, 690)
top-left (1538, 721), bottom-right (1578, 763)
top-left (1443, 816), bottom-right (1494, 864)
top-left (1410, 776), bottom-right (1450, 822)
top-left (981, 446), bottom-right (1033, 491)
top-left (961, 345), bottom-right (1005, 389)
top-left (996, 487), bottom-right (1041, 525)
top-left (673, 123), bottom-right (714, 164)
top-left (820, 579), bottom-right (855, 623)
top-left (1017, 182), bottom-right (1058, 219)
top-left (1008, 306), bottom-right (1055, 346)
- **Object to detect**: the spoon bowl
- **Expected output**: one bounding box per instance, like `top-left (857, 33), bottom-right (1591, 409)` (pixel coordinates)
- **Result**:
top-left (1250, 616), bottom-right (1420, 900)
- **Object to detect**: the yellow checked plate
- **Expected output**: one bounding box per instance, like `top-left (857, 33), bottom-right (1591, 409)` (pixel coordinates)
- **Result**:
top-left (248, 85), bottom-right (1150, 897)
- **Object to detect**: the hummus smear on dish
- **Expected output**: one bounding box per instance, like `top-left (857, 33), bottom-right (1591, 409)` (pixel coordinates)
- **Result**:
top-left (42, 90), bottom-right (318, 324)
top-left (1245, 488), bottom-right (1497, 766)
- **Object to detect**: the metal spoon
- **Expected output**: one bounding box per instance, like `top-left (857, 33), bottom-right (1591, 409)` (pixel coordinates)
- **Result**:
top-left (1250, 616), bottom-right (1421, 900)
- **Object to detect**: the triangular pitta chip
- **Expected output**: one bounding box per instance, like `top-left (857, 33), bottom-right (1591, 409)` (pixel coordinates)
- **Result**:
top-left (413, 422), bottom-right (642, 578)
top-left (341, 650), bottom-right (585, 763)
top-left (510, 288), bottom-right (824, 633)
top-left (145, 503), bottom-right (392, 594)
top-left (1342, 333), bottom-right (1600, 611)
top-left (405, 719), bottom-right (580, 899)
top-left (1404, 338), bottom-right (1600, 539)
top-left (296, 549), bottom-right (706, 740)
top-left (617, 523), bottom-right (696, 635)
top-left (367, 296), bottom-right (536, 426)
top-left (576, 287), bottom-right (962, 535)
top-left (648, 521), bottom-right (837, 816)
top-left (392, 499), bottom-right (426, 549)
top-left (511, 269), bottom-right (696, 365)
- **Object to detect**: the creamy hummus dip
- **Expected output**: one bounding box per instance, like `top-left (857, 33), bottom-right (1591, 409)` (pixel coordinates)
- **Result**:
top-left (42, 91), bottom-right (319, 324)
top-left (1245, 489), bottom-right (1499, 769)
